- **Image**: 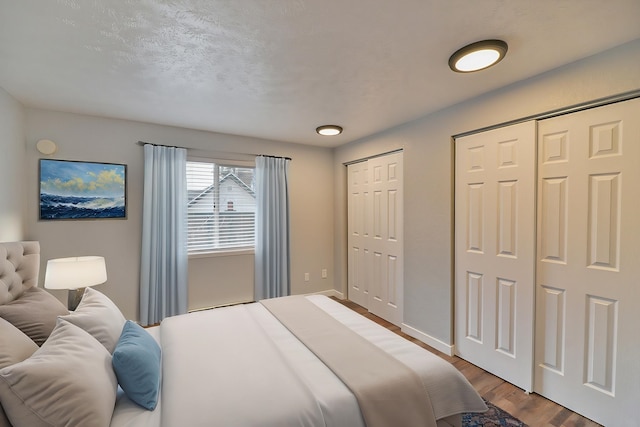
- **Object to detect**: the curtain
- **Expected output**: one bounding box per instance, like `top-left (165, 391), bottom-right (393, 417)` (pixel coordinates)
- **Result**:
top-left (255, 156), bottom-right (291, 300)
top-left (139, 144), bottom-right (188, 326)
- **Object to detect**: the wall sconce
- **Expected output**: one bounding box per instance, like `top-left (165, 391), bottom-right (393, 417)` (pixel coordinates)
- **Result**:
top-left (44, 256), bottom-right (107, 310)
top-left (36, 139), bottom-right (58, 155)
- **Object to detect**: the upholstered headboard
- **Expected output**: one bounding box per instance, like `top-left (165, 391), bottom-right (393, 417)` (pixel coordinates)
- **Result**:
top-left (0, 242), bottom-right (40, 306)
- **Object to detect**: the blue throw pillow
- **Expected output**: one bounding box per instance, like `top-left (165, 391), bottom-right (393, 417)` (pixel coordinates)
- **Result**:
top-left (112, 320), bottom-right (161, 410)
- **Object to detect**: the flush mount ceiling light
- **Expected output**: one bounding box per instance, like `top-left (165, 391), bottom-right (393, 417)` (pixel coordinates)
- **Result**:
top-left (448, 39), bottom-right (508, 73)
top-left (316, 125), bottom-right (343, 136)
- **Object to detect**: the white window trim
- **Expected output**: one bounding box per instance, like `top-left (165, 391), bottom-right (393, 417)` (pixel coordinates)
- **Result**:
top-left (188, 248), bottom-right (255, 259)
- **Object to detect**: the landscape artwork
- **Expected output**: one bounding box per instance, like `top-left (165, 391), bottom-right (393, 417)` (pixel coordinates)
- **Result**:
top-left (39, 159), bottom-right (127, 220)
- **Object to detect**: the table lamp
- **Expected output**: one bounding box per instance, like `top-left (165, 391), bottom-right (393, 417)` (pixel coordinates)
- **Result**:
top-left (44, 256), bottom-right (107, 310)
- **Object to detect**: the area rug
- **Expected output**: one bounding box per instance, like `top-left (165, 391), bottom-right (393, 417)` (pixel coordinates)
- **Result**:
top-left (462, 400), bottom-right (528, 426)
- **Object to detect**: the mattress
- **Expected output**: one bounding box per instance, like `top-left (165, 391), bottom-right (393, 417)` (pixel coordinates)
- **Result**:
top-left (110, 295), bottom-right (485, 427)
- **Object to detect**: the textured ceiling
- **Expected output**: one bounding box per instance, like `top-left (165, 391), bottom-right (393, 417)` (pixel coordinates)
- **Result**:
top-left (1, 0), bottom-right (639, 147)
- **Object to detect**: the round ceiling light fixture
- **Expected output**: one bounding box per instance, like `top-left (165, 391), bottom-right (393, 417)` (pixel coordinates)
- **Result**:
top-left (448, 39), bottom-right (508, 73)
top-left (316, 125), bottom-right (343, 136)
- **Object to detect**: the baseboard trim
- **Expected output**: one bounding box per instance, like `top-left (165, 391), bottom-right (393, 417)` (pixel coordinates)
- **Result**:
top-left (401, 323), bottom-right (454, 356)
top-left (310, 289), bottom-right (345, 299)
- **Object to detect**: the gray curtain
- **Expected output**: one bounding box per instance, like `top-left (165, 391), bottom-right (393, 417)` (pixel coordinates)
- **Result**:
top-left (140, 144), bottom-right (188, 326)
top-left (255, 156), bottom-right (291, 300)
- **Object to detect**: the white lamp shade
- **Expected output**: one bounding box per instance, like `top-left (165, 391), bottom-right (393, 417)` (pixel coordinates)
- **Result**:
top-left (44, 256), bottom-right (107, 290)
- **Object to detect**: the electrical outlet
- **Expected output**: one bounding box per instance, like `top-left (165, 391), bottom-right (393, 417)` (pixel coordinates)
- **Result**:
top-left (304, 273), bottom-right (310, 282)
top-left (321, 269), bottom-right (327, 279)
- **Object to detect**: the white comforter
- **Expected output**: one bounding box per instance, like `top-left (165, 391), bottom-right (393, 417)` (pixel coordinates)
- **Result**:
top-left (110, 295), bottom-right (485, 427)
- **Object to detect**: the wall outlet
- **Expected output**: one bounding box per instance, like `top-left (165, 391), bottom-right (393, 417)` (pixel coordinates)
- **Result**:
top-left (321, 269), bottom-right (327, 279)
top-left (304, 273), bottom-right (310, 282)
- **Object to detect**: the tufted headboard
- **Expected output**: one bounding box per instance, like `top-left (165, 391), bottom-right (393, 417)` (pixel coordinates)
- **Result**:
top-left (0, 242), bottom-right (40, 306)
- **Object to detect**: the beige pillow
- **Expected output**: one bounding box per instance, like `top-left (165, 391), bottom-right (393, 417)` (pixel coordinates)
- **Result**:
top-left (0, 287), bottom-right (68, 346)
top-left (60, 287), bottom-right (126, 353)
top-left (0, 317), bottom-right (38, 370)
top-left (0, 404), bottom-right (10, 427)
top-left (0, 318), bottom-right (36, 427)
top-left (0, 318), bottom-right (118, 427)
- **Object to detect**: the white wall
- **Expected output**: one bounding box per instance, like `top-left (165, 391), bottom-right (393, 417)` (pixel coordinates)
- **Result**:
top-left (0, 88), bottom-right (26, 242)
top-left (24, 110), bottom-right (335, 319)
top-left (334, 38), bottom-right (640, 347)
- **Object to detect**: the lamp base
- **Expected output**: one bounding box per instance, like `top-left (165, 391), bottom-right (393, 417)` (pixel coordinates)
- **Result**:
top-left (67, 288), bottom-right (86, 311)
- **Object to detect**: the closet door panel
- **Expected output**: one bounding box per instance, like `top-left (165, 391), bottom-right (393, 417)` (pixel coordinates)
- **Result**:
top-left (347, 161), bottom-right (369, 308)
top-left (347, 152), bottom-right (404, 326)
top-left (534, 97), bottom-right (640, 427)
top-left (539, 285), bottom-right (565, 373)
top-left (455, 121), bottom-right (536, 392)
top-left (367, 152), bottom-right (404, 326)
top-left (540, 177), bottom-right (568, 263)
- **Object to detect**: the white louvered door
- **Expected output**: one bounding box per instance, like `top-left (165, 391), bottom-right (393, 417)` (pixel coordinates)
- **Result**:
top-left (455, 121), bottom-right (536, 391)
top-left (534, 98), bottom-right (640, 427)
top-left (347, 152), bottom-right (404, 326)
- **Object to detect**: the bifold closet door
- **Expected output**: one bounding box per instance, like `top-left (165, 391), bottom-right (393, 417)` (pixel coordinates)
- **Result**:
top-left (455, 121), bottom-right (536, 392)
top-left (535, 97), bottom-right (640, 426)
top-left (347, 152), bottom-right (404, 326)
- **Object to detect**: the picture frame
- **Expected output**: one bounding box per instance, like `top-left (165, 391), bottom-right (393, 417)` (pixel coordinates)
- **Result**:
top-left (39, 159), bottom-right (127, 220)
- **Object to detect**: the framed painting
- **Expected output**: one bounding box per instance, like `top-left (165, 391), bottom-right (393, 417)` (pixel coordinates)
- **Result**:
top-left (39, 159), bottom-right (127, 220)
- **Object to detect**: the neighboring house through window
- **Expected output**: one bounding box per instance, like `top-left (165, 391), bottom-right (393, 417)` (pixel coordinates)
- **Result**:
top-left (187, 159), bottom-right (256, 254)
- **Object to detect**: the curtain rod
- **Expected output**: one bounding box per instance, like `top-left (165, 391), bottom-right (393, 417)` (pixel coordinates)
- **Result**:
top-left (137, 140), bottom-right (183, 149)
top-left (257, 154), bottom-right (292, 161)
top-left (137, 141), bottom-right (291, 161)
top-left (343, 148), bottom-right (403, 166)
top-left (452, 89), bottom-right (640, 139)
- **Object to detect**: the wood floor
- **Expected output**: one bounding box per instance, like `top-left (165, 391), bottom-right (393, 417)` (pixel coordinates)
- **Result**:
top-left (331, 298), bottom-right (602, 427)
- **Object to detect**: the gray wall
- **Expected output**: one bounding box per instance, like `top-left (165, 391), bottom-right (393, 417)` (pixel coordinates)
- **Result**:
top-left (0, 88), bottom-right (26, 242)
top-left (334, 38), bottom-right (640, 347)
top-left (24, 110), bottom-right (335, 319)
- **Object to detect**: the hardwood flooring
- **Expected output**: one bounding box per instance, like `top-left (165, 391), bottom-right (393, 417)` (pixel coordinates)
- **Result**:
top-left (331, 298), bottom-right (602, 427)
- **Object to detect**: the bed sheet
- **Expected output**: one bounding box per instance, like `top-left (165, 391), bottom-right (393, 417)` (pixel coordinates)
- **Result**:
top-left (110, 296), bottom-right (485, 427)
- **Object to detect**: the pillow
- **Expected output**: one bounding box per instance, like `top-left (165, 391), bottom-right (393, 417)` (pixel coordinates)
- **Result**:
top-left (112, 321), bottom-right (162, 410)
top-left (60, 287), bottom-right (126, 353)
top-left (0, 317), bottom-right (38, 369)
top-left (0, 318), bottom-right (118, 427)
top-left (0, 404), bottom-right (10, 427)
top-left (0, 318), bottom-right (37, 427)
top-left (0, 286), bottom-right (68, 346)
top-left (0, 319), bottom-right (29, 427)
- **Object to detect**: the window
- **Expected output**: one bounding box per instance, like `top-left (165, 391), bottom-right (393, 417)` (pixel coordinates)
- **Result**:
top-left (187, 159), bottom-right (256, 254)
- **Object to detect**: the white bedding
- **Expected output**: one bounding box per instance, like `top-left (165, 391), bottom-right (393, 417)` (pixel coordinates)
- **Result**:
top-left (110, 295), bottom-right (485, 427)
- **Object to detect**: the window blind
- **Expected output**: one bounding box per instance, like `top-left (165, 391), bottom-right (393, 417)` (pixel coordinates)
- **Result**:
top-left (187, 160), bottom-right (256, 254)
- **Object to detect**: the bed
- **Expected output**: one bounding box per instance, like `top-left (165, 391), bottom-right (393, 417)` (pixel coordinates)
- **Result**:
top-left (0, 241), bottom-right (486, 427)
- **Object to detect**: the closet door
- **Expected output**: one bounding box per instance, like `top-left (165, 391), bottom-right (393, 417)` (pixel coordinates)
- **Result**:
top-left (455, 121), bottom-right (536, 391)
top-left (347, 152), bottom-right (404, 326)
top-left (367, 152), bottom-right (403, 326)
top-left (348, 160), bottom-right (370, 308)
top-left (535, 97), bottom-right (640, 426)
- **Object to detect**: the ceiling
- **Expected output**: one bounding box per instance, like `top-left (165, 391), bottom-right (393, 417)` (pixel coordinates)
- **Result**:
top-left (1, 1), bottom-right (639, 147)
